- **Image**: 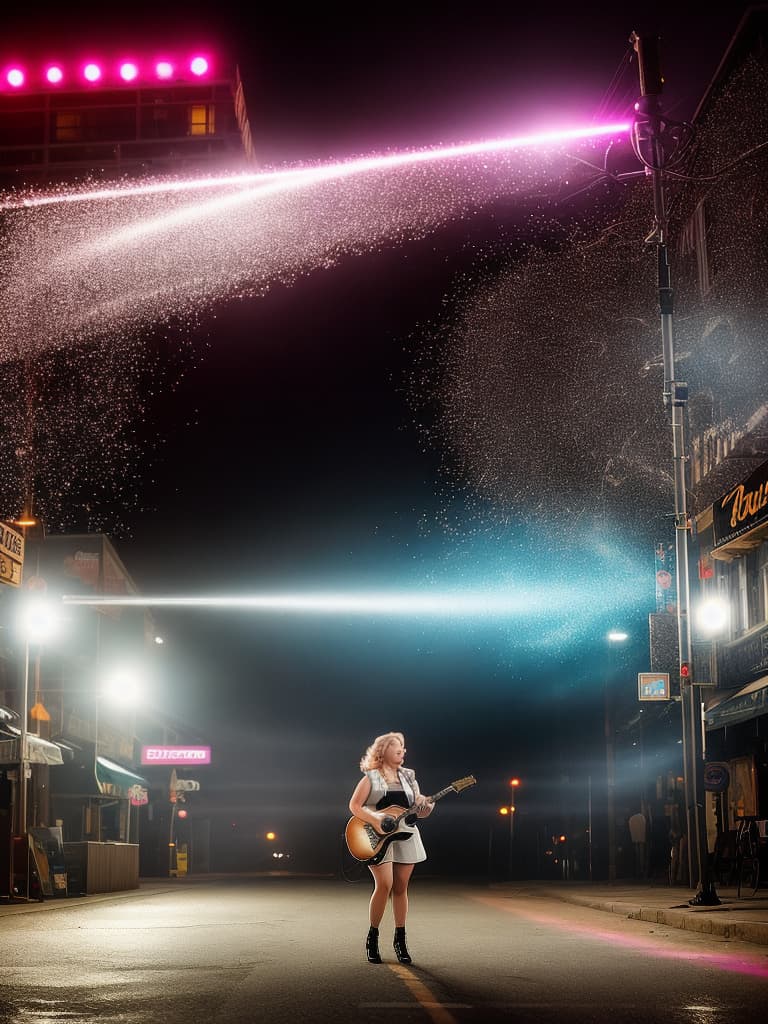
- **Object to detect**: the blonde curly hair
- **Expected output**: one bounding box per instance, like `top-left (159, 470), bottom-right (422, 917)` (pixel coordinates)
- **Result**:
top-left (359, 732), bottom-right (405, 772)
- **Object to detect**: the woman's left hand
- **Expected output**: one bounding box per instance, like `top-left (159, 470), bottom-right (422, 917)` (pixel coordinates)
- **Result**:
top-left (416, 799), bottom-right (434, 818)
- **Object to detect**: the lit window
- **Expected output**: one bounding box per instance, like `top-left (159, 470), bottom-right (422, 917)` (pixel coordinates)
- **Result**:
top-left (55, 112), bottom-right (82, 142)
top-left (188, 104), bottom-right (215, 136)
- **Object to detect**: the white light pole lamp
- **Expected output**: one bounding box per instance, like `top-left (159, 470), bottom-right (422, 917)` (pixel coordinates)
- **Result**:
top-left (16, 599), bottom-right (59, 836)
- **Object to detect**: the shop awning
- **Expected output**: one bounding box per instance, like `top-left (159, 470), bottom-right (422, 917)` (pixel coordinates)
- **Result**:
top-left (0, 726), bottom-right (65, 766)
top-left (704, 675), bottom-right (768, 730)
top-left (96, 756), bottom-right (148, 798)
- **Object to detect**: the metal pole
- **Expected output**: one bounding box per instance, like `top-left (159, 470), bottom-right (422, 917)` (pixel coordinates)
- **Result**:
top-left (587, 774), bottom-right (593, 882)
top-left (630, 31), bottom-right (719, 905)
top-left (508, 806), bottom-right (515, 878)
top-left (604, 665), bottom-right (616, 883)
top-left (19, 640), bottom-right (30, 837)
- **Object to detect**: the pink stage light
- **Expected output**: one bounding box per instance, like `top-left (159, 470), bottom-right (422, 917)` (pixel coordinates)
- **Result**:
top-left (119, 61), bottom-right (139, 82)
top-left (83, 63), bottom-right (102, 83)
top-left (45, 65), bottom-right (64, 85)
top-left (6, 68), bottom-right (25, 88)
top-left (155, 60), bottom-right (174, 80)
top-left (189, 56), bottom-right (209, 77)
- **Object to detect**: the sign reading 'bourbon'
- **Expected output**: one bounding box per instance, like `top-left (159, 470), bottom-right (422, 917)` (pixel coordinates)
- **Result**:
top-left (713, 460), bottom-right (768, 550)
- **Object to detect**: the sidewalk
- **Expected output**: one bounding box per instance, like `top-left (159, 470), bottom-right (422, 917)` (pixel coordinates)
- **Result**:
top-left (499, 880), bottom-right (768, 947)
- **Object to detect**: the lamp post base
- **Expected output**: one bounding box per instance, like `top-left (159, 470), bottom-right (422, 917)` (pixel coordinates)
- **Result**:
top-left (688, 886), bottom-right (722, 907)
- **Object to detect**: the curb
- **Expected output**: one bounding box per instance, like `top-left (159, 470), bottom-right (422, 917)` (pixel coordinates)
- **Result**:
top-left (553, 890), bottom-right (768, 947)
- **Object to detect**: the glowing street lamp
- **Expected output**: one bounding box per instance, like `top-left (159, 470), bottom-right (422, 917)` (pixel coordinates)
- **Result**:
top-left (695, 596), bottom-right (729, 636)
top-left (16, 599), bottom-right (60, 836)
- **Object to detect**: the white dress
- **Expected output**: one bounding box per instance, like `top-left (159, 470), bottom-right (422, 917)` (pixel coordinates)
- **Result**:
top-left (362, 768), bottom-right (427, 864)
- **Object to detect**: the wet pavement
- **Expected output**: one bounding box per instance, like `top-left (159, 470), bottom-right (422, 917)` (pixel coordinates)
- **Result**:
top-left (3, 874), bottom-right (768, 947)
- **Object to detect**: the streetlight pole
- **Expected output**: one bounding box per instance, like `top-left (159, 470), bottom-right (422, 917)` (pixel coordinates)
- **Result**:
top-left (630, 31), bottom-right (719, 905)
top-left (18, 639), bottom-right (30, 838)
top-left (605, 631), bottom-right (627, 883)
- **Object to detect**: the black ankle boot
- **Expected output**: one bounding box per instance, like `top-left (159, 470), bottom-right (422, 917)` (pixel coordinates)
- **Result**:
top-left (393, 926), bottom-right (411, 964)
top-left (366, 926), bottom-right (382, 963)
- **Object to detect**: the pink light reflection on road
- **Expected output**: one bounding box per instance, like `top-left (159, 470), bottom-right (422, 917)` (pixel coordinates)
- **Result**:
top-left (472, 895), bottom-right (768, 980)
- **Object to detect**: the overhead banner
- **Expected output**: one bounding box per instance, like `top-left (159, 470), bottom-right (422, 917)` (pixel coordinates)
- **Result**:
top-left (713, 459), bottom-right (768, 549)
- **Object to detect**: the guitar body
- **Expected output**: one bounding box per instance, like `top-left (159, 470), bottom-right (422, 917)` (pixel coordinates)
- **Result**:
top-left (344, 777), bottom-right (476, 865)
top-left (345, 804), bottom-right (417, 865)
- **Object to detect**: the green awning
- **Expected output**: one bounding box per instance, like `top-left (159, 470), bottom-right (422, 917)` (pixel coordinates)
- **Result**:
top-left (96, 755), bottom-right (148, 798)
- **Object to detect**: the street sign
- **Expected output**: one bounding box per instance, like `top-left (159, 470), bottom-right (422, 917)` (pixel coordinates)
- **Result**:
top-left (0, 521), bottom-right (24, 587)
top-left (173, 779), bottom-right (200, 792)
top-left (703, 762), bottom-right (730, 792)
top-left (638, 672), bottom-right (670, 701)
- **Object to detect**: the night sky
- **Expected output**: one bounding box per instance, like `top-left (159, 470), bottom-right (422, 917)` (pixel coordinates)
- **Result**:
top-left (2, 2), bottom-right (758, 870)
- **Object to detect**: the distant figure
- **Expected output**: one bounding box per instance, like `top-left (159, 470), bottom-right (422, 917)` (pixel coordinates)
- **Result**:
top-left (348, 732), bottom-right (434, 965)
top-left (628, 807), bottom-right (648, 878)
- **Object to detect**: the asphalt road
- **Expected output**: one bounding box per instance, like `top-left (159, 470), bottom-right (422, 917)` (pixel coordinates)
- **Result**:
top-left (1, 876), bottom-right (767, 1023)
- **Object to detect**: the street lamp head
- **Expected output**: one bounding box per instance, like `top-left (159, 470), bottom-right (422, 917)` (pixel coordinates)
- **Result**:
top-left (696, 596), bottom-right (729, 636)
top-left (607, 630), bottom-right (629, 643)
top-left (17, 598), bottom-right (60, 644)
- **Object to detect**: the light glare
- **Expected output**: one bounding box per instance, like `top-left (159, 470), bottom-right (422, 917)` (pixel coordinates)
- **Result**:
top-left (156, 60), bottom-right (174, 80)
top-left (190, 56), bottom-right (209, 76)
top-left (45, 66), bottom-right (64, 84)
top-left (7, 68), bottom-right (25, 88)
top-left (696, 597), bottom-right (729, 635)
top-left (119, 62), bottom-right (139, 82)
top-left (83, 63), bottom-right (102, 83)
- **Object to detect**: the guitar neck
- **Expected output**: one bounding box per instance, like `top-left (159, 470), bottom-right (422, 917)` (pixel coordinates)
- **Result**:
top-left (421, 785), bottom-right (455, 806)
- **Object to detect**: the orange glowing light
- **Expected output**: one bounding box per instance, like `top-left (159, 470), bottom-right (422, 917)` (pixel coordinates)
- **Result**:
top-left (266, 831), bottom-right (276, 840)
top-left (499, 807), bottom-right (509, 816)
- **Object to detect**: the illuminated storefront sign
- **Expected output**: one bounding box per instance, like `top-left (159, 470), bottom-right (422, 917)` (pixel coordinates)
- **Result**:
top-left (713, 460), bottom-right (768, 549)
top-left (141, 745), bottom-right (211, 765)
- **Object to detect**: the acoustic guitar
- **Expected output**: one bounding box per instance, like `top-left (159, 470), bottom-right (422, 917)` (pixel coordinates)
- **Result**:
top-left (345, 775), bottom-right (476, 864)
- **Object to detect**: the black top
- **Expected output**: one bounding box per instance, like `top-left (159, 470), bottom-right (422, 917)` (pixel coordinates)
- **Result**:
top-left (376, 788), bottom-right (409, 810)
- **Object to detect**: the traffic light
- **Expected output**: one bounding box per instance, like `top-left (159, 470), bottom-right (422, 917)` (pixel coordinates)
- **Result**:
top-left (680, 662), bottom-right (690, 680)
top-left (509, 778), bottom-right (521, 788)
top-left (177, 808), bottom-right (188, 820)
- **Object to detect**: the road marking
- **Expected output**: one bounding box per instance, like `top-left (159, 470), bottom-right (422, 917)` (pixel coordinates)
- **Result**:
top-left (387, 962), bottom-right (461, 1023)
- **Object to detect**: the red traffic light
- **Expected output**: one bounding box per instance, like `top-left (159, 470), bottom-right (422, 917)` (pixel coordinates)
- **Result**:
top-left (177, 808), bottom-right (188, 819)
top-left (680, 662), bottom-right (690, 679)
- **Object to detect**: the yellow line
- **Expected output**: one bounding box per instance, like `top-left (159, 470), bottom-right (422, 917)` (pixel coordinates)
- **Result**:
top-left (387, 962), bottom-right (460, 1024)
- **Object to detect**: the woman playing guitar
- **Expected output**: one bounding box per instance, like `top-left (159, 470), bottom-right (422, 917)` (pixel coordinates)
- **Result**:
top-left (348, 731), bottom-right (433, 965)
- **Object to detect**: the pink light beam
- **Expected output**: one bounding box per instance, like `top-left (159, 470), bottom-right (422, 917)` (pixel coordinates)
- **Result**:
top-left (0, 120), bottom-right (630, 212)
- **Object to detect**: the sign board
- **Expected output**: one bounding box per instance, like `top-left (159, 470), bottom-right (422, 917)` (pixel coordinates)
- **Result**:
top-left (713, 460), bottom-right (768, 550)
top-left (142, 745), bottom-right (211, 765)
top-left (128, 784), bottom-right (149, 806)
top-left (703, 762), bottom-right (730, 792)
top-left (0, 521), bottom-right (24, 587)
top-left (28, 827), bottom-right (67, 898)
top-left (638, 672), bottom-right (670, 701)
top-left (173, 779), bottom-right (200, 792)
